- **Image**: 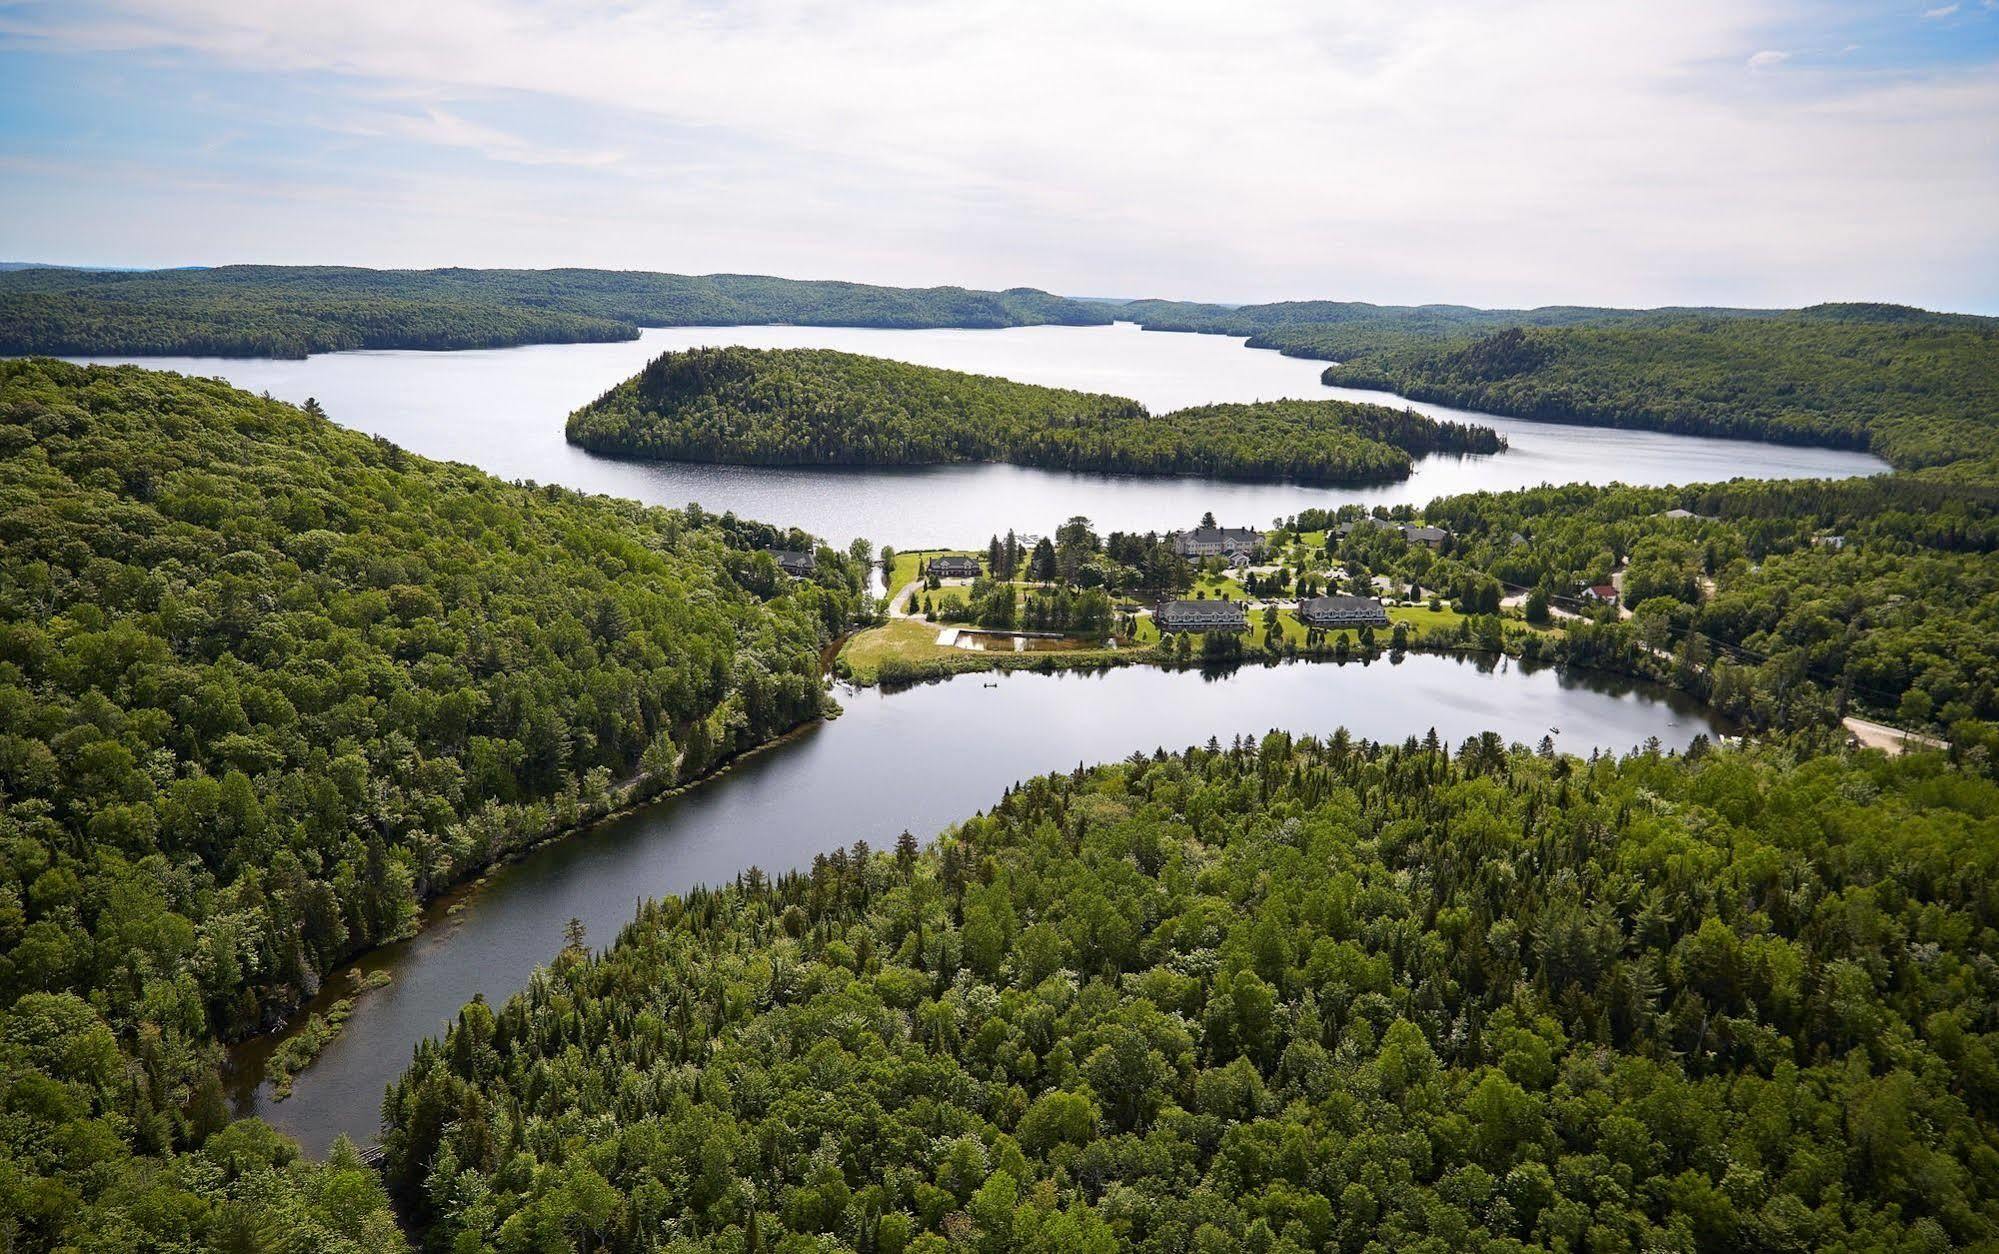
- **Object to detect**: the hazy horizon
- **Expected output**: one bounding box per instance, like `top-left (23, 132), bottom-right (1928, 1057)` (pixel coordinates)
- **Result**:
top-left (4, 1), bottom-right (1997, 314)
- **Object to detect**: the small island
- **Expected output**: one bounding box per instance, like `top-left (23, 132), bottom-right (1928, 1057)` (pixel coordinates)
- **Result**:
top-left (565, 346), bottom-right (1503, 483)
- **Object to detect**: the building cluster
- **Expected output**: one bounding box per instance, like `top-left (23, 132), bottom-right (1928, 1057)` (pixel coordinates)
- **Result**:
top-left (1334, 518), bottom-right (1450, 549)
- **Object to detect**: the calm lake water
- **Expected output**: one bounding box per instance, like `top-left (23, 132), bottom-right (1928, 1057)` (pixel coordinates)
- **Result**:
top-left (70, 322), bottom-right (1886, 547)
top-left (235, 654), bottom-right (1727, 1152)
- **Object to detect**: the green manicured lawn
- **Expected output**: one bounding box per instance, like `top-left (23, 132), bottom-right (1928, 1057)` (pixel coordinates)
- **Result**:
top-left (883, 548), bottom-right (982, 595)
top-left (1190, 573), bottom-right (1251, 601)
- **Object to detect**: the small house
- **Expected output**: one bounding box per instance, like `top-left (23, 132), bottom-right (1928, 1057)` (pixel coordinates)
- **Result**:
top-left (767, 549), bottom-right (815, 577)
top-left (1582, 584), bottom-right (1619, 603)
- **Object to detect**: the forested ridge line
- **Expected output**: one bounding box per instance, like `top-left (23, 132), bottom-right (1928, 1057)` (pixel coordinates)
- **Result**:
top-left (1102, 298), bottom-right (1998, 474)
top-left (0, 358), bottom-right (867, 1248)
top-left (564, 346), bottom-right (1502, 483)
top-left (0, 266), bottom-right (1113, 358)
top-left (9, 264), bottom-right (1988, 477)
top-left (383, 734), bottom-right (1999, 1252)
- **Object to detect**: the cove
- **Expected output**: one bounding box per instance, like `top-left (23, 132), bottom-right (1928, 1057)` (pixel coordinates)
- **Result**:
top-left (68, 322), bottom-right (1888, 548)
top-left (233, 652), bottom-right (1730, 1153)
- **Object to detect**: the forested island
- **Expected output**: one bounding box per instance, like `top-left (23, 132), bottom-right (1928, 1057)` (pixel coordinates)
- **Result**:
top-left (564, 347), bottom-right (1502, 482)
top-left (382, 735), bottom-right (1999, 1251)
top-left (9, 264), bottom-right (1991, 480)
top-left (0, 359), bottom-right (865, 1247)
top-left (0, 266), bottom-right (1112, 358)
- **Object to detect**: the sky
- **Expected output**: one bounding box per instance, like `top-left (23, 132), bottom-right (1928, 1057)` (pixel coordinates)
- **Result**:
top-left (1, 0), bottom-right (1996, 312)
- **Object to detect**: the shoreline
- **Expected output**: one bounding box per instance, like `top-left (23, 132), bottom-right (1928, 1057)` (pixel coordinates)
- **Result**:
top-left (221, 693), bottom-right (844, 1112)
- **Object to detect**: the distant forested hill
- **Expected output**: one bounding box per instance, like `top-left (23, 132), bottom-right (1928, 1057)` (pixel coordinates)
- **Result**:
top-left (566, 346), bottom-right (1502, 483)
top-left (1111, 298), bottom-right (1999, 473)
top-left (384, 734), bottom-right (1999, 1252)
top-left (0, 358), bottom-right (865, 1246)
top-left (0, 265), bottom-right (1114, 357)
top-left (8, 265), bottom-right (1990, 470)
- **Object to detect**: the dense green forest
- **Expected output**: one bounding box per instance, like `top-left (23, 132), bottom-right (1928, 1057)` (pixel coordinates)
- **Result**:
top-left (1282, 475), bottom-right (1999, 754)
top-left (0, 360), bottom-right (864, 1247)
top-left (1101, 298), bottom-right (1999, 473)
top-left (0, 266), bottom-right (1112, 358)
top-left (566, 347), bottom-right (1501, 483)
top-left (383, 736), bottom-right (1999, 1252)
top-left (11, 267), bottom-right (1990, 481)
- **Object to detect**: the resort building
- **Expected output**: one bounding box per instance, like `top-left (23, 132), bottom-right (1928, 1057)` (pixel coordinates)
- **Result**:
top-left (1299, 594), bottom-right (1389, 628)
top-left (1156, 598), bottom-right (1250, 634)
top-left (1170, 526), bottom-right (1263, 561)
top-left (926, 554), bottom-right (983, 579)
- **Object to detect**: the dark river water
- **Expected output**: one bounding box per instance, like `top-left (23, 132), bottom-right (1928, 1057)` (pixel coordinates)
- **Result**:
top-left (69, 321), bottom-right (1886, 547)
top-left (235, 655), bottom-right (1727, 1152)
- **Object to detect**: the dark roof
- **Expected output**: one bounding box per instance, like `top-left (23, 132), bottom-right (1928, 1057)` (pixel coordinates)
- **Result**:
top-left (1336, 519), bottom-right (1446, 544)
top-left (1173, 525), bottom-right (1263, 551)
top-left (1586, 584), bottom-right (1618, 600)
top-left (926, 554), bottom-right (981, 575)
top-left (1156, 598), bottom-right (1249, 631)
top-left (1298, 594), bottom-right (1388, 627)
top-left (766, 548), bottom-right (814, 575)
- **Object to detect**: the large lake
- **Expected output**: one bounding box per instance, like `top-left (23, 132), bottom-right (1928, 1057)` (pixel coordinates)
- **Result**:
top-left (232, 654), bottom-right (1729, 1152)
top-left (70, 322), bottom-right (1887, 547)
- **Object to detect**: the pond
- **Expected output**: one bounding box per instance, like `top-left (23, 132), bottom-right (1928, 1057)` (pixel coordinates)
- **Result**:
top-left (234, 653), bottom-right (1730, 1152)
top-left (69, 322), bottom-right (1887, 548)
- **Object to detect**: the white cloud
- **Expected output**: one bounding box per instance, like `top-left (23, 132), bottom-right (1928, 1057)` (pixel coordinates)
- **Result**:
top-left (1923, 4), bottom-right (1960, 17)
top-left (352, 107), bottom-right (622, 168)
top-left (2, 0), bottom-right (1996, 310)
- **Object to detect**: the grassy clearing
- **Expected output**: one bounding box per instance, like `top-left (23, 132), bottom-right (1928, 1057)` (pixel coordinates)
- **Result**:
top-left (839, 618), bottom-right (965, 684)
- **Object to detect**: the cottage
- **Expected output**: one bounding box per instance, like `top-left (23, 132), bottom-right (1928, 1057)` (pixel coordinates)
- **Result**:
top-left (1298, 594), bottom-right (1389, 629)
top-left (767, 549), bottom-right (815, 577)
top-left (926, 554), bottom-right (982, 579)
top-left (1171, 525), bottom-right (1263, 560)
top-left (1582, 584), bottom-right (1619, 603)
top-left (1155, 598), bottom-right (1249, 634)
top-left (1814, 534), bottom-right (1848, 551)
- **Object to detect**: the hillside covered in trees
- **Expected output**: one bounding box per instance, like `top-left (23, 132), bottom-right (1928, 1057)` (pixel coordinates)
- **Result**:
top-left (1101, 298), bottom-right (1999, 474)
top-left (566, 347), bottom-right (1502, 483)
top-left (0, 359), bottom-right (864, 1246)
top-left (384, 735), bottom-right (1999, 1252)
top-left (1276, 474), bottom-right (1999, 753)
top-left (0, 266), bottom-right (1113, 358)
top-left (11, 267), bottom-right (1988, 479)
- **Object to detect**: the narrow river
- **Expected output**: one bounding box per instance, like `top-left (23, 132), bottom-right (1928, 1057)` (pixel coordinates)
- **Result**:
top-left (235, 655), bottom-right (1728, 1152)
